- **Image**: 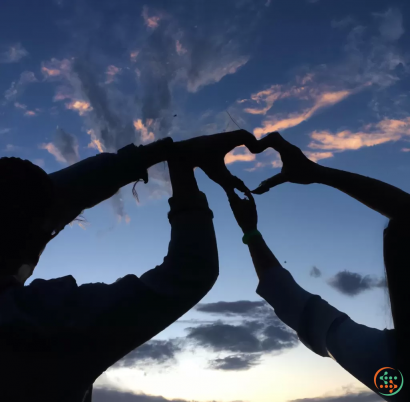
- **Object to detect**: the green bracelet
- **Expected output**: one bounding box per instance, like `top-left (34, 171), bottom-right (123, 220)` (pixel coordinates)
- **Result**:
top-left (242, 229), bottom-right (262, 244)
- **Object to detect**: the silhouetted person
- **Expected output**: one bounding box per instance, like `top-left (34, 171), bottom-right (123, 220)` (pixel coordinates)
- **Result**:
top-left (0, 130), bottom-right (261, 402)
top-left (225, 132), bottom-right (409, 401)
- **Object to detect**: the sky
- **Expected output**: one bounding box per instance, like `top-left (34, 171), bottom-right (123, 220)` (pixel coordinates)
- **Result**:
top-left (0, 0), bottom-right (409, 401)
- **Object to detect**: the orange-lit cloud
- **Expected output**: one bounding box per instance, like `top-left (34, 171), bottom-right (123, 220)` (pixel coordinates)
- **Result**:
top-left (304, 151), bottom-right (334, 162)
top-left (142, 6), bottom-right (161, 29)
top-left (130, 50), bottom-right (139, 62)
top-left (253, 89), bottom-right (352, 138)
top-left (224, 145), bottom-right (256, 164)
top-left (401, 148), bottom-right (410, 152)
top-left (308, 118), bottom-right (410, 151)
top-left (41, 58), bottom-right (71, 79)
top-left (133, 119), bottom-right (155, 143)
top-left (39, 143), bottom-right (66, 163)
top-left (65, 100), bottom-right (92, 116)
top-left (176, 40), bottom-right (187, 55)
top-left (41, 66), bottom-right (61, 77)
top-left (24, 110), bottom-right (37, 117)
top-left (87, 129), bottom-right (105, 153)
top-left (106, 65), bottom-right (122, 83)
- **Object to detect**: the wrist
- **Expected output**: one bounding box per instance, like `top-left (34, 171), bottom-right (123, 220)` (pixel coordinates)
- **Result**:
top-left (312, 164), bottom-right (328, 184)
top-left (242, 228), bottom-right (262, 245)
top-left (140, 137), bottom-right (174, 169)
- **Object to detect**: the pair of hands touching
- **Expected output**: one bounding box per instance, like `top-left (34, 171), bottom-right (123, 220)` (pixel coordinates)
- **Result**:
top-left (167, 129), bottom-right (322, 235)
top-left (221, 131), bottom-right (324, 235)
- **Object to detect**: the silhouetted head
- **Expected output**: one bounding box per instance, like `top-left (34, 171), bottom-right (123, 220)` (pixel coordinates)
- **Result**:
top-left (0, 157), bottom-right (56, 283)
top-left (383, 219), bottom-right (410, 390)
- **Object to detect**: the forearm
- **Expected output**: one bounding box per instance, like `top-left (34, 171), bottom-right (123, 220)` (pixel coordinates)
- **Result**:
top-left (315, 165), bottom-right (410, 219)
top-left (48, 139), bottom-right (173, 232)
top-left (140, 193), bottom-right (218, 301)
top-left (247, 233), bottom-right (282, 280)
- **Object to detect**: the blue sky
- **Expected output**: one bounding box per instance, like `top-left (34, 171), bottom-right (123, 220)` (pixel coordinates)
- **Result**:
top-left (1, 0), bottom-right (409, 401)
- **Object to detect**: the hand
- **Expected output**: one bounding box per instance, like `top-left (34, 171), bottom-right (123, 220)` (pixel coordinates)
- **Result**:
top-left (173, 130), bottom-right (264, 194)
top-left (252, 132), bottom-right (322, 194)
top-left (226, 188), bottom-right (258, 234)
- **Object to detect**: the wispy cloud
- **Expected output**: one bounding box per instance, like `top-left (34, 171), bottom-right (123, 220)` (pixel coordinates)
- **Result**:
top-left (176, 40), bottom-right (187, 55)
top-left (40, 127), bottom-right (80, 165)
top-left (308, 118), bottom-right (410, 152)
top-left (0, 43), bottom-right (28, 64)
top-left (3, 71), bottom-right (37, 102)
top-left (252, 89), bottom-right (354, 138)
top-left (0, 128), bottom-right (11, 135)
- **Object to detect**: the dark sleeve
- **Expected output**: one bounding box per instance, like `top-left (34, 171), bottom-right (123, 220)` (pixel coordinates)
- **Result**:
top-left (24, 191), bottom-right (218, 381)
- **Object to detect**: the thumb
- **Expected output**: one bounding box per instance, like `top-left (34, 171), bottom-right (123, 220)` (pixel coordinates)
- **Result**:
top-left (251, 172), bottom-right (288, 194)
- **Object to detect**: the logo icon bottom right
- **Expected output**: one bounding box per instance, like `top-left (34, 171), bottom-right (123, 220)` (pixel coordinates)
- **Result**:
top-left (374, 367), bottom-right (404, 397)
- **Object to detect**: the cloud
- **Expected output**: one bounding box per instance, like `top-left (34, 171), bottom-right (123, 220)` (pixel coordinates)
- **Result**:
top-left (112, 339), bottom-right (181, 369)
top-left (24, 110), bottom-right (37, 117)
top-left (14, 102), bottom-right (27, 110)
top-left (3, 71), bottom-right (37, 102)
top-left (187, 53), bottom-right (249, 93)
top-left (106, 65), bottom-right (122, 84)
top-left (209, 354), bottom-right (260, 371)
top-left (133, 119), bottom-right (155, 143)
top-left (87, 129), bottom-right (105, 153)
top-left (327, 270), bottom-right (387, 296)
top-left (308, 118), bottom-right (410, 152)
top-left (401, 148), bottom-right (410, 152)
top-left (41, 58), bottom-right (72, 80)
top-left (310, 266), bottom-right (322, 278)
top-left (130, 50), bottom-right (139, 62)
top-left (0, 128), bottom-right (11, 135)
top-left (224, 145), bottom-right (256, 164)
top-left (288, 390), bottom-right (383, 402)
top-left (175, 40), bottom-right (187, 55)
top-left (40, 127), bottom-right (80, 165)
top-left (304, 151), bottom-right (334, 163)
top-left (186, 319), bottom-right (298, 354)
top-left (72, 59), bottom-right (137, 151)
top-left (196, 300), bottom-right (268, 317)
top-left (373, 8), bottom-right (404, 42)
top-left (0, 43), bottom-right (28, 63)
top-left (142, 6), bottom-right (161, 29)
top-left (65, 100), bottom-right (93, 115)
top-left (253, 89), bottom-right (353, 138)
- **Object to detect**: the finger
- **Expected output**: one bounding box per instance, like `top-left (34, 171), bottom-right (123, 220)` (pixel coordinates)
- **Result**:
top-left (260, 132), bottom-right (293, 153)
top-left (251, 173), bottom-right (288, 194)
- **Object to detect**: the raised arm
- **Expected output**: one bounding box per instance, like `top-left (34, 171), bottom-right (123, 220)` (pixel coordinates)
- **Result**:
top-left (252, 132), bottom-right (410, 220)
top-left (225, 189), bottom-right (398, 400)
